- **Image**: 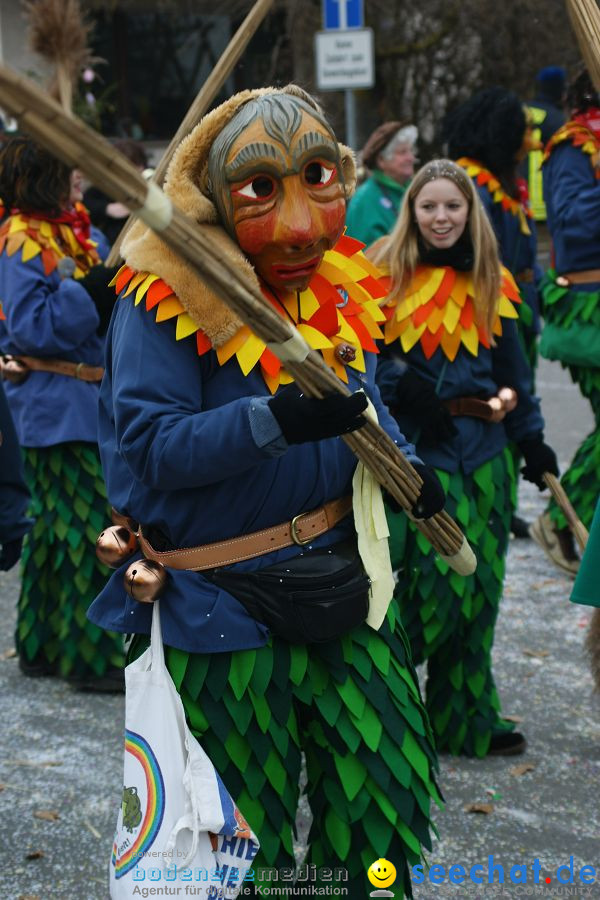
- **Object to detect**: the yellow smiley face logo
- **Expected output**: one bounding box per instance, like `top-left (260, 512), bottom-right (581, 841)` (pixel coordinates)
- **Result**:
top-left (367, 858), bottom-right (397, 889)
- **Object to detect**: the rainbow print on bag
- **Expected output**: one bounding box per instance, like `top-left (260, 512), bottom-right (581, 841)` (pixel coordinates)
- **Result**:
top-left (111, 730), bottom-right (166, 878)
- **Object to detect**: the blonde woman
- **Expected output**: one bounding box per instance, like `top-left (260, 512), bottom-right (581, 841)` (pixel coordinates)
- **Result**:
top-left (371, 159), bottom-right (558, 757)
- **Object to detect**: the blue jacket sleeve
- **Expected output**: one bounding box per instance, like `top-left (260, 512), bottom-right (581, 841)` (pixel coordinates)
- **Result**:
top-left (548, 143), bottom-right (600, 240)
top-left (492, 318), bottom-right (544, 442)
top-left (364, 351), bottom-right (421, 464)
top-left (0, 254), bottom-right (100, 355)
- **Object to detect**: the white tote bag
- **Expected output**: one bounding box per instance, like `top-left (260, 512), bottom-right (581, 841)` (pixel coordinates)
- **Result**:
top-left (109, 600), bottom-right (260, 898)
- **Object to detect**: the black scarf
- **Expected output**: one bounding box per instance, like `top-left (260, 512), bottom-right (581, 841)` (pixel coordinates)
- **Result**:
top-left (418, 232), bottom-right (474, 271)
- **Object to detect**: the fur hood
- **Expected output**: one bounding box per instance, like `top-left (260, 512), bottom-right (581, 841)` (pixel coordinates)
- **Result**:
top-left (122, 87), bottom-right (357, 348)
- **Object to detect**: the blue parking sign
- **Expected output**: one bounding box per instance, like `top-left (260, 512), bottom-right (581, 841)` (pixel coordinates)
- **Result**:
top-left (323, 0), bottom-right (364, 29)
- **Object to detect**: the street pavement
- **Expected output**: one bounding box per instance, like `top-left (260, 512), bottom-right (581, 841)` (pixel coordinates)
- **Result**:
top-left (0, 356), bottom-right (598, 900)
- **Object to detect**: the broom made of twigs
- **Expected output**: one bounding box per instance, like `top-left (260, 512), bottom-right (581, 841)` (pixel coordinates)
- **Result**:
top-left (566, 0), bottom-right (600, 91)
top-left (543, 474), bottom-right (589, 551)
top-left (0, 63), bottom-right (475, 573)
top-left (106, 0), bottom-right (276, 265)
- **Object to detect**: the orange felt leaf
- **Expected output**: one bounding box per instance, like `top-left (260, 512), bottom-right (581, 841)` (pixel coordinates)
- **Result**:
top-left (413, 297), bottom-right (436, 327)
top-left (350, 314), bottom-right (379, 353)
top-left (420, 326), bottom-right (443, 359)
top-left (146, 278), bottom-right (175, 309)
top-left (115, 265), bottom-right (134, 294)
top-left (0, 302), bottom-right (5, 321)
top-left (307, 300), bottom-right (339, 336)
top-left (259, 347), bottom-right (281, 378)
top-left (41, 248), bottom-right (57, 276)
top-left (310, 272), bottom-right (344, 307)
top-left (433, 268), bottom-right (456, 306)
top-left (357, 274), bottom-right (388, 300)
top-left (460, 300), bottom-right (474, 330)
top-left (196, 330), bottom-right (212, 355)
top-left (336, 233), bottom-right (366, 256)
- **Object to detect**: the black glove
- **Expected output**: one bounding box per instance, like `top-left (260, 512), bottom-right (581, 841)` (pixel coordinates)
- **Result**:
top-left (268, 384), bottom-right (368, 445)
top-left (518, 435), bottom-right (559, 490)
top-left (0, 537), bottom-right (23, 571)
top-left (411, 463), bottom-right (446, 519)
top-left (78, 265), bottom-right (121, 336)
top-left (395, 369), bottom-right (457, 442)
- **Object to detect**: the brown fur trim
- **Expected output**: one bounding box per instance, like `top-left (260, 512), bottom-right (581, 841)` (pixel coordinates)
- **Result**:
top-left (121, 86), bottom-right (356, 348)
top-left (585, 607), bottom-right (600, 692)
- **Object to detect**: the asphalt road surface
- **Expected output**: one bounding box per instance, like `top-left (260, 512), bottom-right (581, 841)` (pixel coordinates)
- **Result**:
top-left (0, 355), bottom-right (598, 900)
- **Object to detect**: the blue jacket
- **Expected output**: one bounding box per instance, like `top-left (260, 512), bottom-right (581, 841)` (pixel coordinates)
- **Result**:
top-left (474, 180), bottom-right (542, 336)
top-left (88, 288), bottom-right (421, 653)
top-left (543, 139), bottom-right (600, 284)
top-left (0, 250), bottom-right (105, 447)
top-left (376, 303), bottom-right (545, 475)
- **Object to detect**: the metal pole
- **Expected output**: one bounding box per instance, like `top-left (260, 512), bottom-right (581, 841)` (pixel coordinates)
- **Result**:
top-left (344, 88), bottom-right (357, 149)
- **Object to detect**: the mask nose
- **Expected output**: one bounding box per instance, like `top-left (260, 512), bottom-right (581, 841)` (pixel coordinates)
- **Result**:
top-left (275, 176), bottom-right (318, 249)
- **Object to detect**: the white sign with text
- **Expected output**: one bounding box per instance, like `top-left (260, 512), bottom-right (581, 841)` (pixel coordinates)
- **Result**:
top-left (315, 29), bottom-right (374, 91)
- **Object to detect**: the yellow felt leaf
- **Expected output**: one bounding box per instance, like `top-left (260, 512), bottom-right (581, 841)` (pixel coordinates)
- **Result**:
top-left (409, 267), bottom-right (446, 305)
top-left (461, 324), bottom-right (480, 355)
top-left (358, 310), bottom-right (385, 340)
top-left (155, 297), bottom-right (184, 321)
top-left (297, 289), bottom-right (319, 320)
top-left (451, 275), bottom-right (469, 308)
top-left (123, 271), bottom-right (148, 297)
top-left (175, 313), bottom-right (199, 340)
top-left (426, 305), bottom-right (445, 333)
top-left (135, 274), bottom-right (160, 306)
top-left (236, 333), bottom-right (266, 375)
top-left (345, 280), bottom-right (374, 307)
top-left (39, 221), bottom-right (53, 238)
top-left (324, 251), bottom-right (370, 282)
top-left (442, 299), bottom-right (461, 334)
top-left (217, 326), bottom-right (250, 365)
top-left (297, 323), bottom-right (333, 350)
top-left (400, 321), bottom-right (427, 352)
top-left (498, 296), bottom-right (519, 319)
top-left (362, 299), bottom-right (386, 323)
top-left (8, 217), bottom-right (27, 234)
top-left (351, 251), bottom-right (385, 280)
top-left (21, 238), bottom-right (42, 262)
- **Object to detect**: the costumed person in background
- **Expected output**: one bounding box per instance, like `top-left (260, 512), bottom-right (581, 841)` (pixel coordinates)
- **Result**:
top-left (0, 377), bottom-right (31, 572)
top-left (370, 159), bottom-right (559, 757)
top-left (444, 87), bottom-right (543, 539)
top-left (83, 138), bottom-right (149, 247)
top-left (0, 137), bottom-right (124, 689)
top-left (531, 65), bottom-right (600, 576)
top-left (525, 66), bottom-right (567, 222)
top-left (88, 86), bottom-right (446, 895)
top-left (345, 121), bottom-right (418, 247)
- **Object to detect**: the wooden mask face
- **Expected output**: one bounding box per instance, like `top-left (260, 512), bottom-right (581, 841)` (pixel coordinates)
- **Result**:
top-left (208, 95), bottom-right (346, 293)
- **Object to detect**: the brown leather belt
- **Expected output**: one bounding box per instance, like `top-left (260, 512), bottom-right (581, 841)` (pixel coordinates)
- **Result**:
top-left (557, 269), bottom-right (600, 285)
top-left (0, 354), bottom-right (104, 383)
top-left (515, 268), bottom-right (534, 283)
top-left (138, 496), bottom-right (354, 571)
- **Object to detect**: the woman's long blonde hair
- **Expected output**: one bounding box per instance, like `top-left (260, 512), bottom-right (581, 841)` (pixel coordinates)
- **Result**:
top-left (371, 159), bottom-right (502, 339)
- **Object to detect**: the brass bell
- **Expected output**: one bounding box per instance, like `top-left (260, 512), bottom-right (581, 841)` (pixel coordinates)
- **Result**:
top-left (96, 525), bottom-right (139, 568)
top-left (111, 507), bottom-right (139, 533)
top-left (0, 355), bottom-right (29, 384)
top-left (334, 343), bottom-right (357, 364)
top-left (123, 559), bottom-right (167, 604)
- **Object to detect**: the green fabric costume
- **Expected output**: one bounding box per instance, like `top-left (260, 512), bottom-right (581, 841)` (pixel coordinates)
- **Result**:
top-left (571, 498), bottom-right (600, 607)
top-left (345, 171), bottom-right (408, 247)
top-left (129, 601), bottom-right (442, 898)
top-left (540, 273), bottom-right (600, 531)
top-left (17, 443), bottom-right (124, 679)
top-left (387, 452), bottom-right (516, 758)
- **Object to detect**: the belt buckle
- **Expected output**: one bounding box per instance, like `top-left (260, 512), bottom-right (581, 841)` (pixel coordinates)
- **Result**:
top-left (75, 362), bottom-right (84, 379)
top-left (290, 511), bottom-right (312, 546)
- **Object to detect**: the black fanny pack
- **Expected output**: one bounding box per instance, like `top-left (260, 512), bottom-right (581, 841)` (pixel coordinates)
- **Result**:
top-left (204, 538), bottom-right (370, 643)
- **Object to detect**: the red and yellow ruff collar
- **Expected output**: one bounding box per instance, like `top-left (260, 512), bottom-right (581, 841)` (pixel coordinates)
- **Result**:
top-left (543, 121), bottom-right (600, 176)
top-left (112, 234), bottom-right (389, 393)
top-left (382, 265), bottom-right (521, 361)
top-left (0, 210), bottom-right (101, 278)
top-left (456, 157), bottom-right (533, 235)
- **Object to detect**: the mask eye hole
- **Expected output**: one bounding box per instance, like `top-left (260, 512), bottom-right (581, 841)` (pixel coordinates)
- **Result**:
top-left (234, 175), bottom-right (275, 200)
top-left (304, 161), bottom-right (336, 187)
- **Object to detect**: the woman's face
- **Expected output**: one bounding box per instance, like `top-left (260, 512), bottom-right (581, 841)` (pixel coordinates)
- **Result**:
top-left (413, 177), bottom-right (469, 249)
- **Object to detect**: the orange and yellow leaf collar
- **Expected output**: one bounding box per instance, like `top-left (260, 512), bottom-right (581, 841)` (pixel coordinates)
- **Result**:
top-left (456, 158), bottom-right (533, 235)
top-left (543, 122), bottom-right (600, 176)
top-left (0, 212), bottom-right (101, 278)
top-left (112, 233), bottom-right (389, 393)
top-left (382, 265), bottom-right (521, 362)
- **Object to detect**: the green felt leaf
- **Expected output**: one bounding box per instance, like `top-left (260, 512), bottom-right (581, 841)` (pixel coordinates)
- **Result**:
top-left (325, 807), bottom-right (351, 859)
top-left (334, 751), bottom-right (367, 802)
